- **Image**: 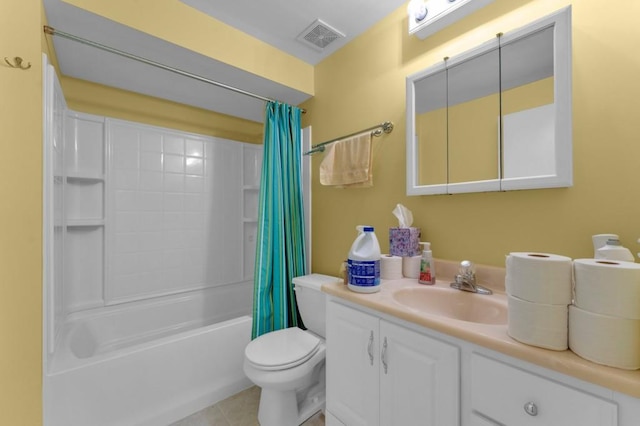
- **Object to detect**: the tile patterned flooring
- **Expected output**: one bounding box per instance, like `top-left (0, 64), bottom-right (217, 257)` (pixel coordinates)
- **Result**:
top-left (170, 386), bottom-right (325, 426)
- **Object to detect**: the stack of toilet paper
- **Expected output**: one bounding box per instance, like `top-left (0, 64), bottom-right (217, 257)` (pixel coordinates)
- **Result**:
top-left (380, 254), bottom-right (422, 280)
top-left (570, 259), bottom-right (640, 369)
top-left (506, 253), bottom-right (573, 350)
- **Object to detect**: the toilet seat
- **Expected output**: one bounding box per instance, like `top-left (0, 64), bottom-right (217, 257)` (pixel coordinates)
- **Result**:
top-left (245, 327), bottom-right (320, 371)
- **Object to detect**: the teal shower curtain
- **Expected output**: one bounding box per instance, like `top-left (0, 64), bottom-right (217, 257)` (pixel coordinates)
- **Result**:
top-left (251, 101), bottom-right (307, 339)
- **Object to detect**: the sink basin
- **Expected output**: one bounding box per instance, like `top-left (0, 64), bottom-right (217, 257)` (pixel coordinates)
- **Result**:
top-left (392, 286), bottom-right (507, 325)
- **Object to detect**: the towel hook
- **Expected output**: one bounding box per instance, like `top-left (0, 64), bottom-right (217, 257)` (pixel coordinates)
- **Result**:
top-left (4, 56), bottom-right (31, 70)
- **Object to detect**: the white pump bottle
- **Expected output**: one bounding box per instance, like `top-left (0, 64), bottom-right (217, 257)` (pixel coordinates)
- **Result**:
top-left (418, 242), bottom-right (435, 285)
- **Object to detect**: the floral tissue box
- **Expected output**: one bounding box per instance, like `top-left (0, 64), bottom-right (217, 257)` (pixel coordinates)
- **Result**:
top-left (389, 227), bottom-right (421, 257)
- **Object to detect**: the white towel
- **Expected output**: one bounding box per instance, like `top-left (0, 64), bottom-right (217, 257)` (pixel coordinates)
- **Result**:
top-left (319, 132), bottom-right (373, 187)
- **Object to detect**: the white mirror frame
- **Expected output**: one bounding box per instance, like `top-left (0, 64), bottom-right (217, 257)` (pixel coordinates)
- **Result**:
top-left (406, 6), bottom-right (572, 196)
top-left (406, 60), bottom-right (449, 195)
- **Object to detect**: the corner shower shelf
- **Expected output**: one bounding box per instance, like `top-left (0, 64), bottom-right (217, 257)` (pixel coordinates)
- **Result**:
top-left (67, 173), bottom-right (105, 182)
top-left (67, 219), bottom-right (105, 227)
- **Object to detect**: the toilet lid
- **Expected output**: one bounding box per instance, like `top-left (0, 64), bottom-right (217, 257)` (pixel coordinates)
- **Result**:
top-left (245, 327), bottom-right (320, 371)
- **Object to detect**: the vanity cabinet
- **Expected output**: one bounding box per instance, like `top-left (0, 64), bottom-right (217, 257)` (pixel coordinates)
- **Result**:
top-left (325, 293), bottom-right (640, 426)
top-left (326, 300), bottom-right (459, 426)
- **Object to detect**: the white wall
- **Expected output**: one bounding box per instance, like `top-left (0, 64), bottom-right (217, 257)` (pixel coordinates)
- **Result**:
top-left (58, 112), bottom-right (261, 312)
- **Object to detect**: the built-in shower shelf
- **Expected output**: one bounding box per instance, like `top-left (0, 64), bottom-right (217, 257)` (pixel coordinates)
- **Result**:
top-left (67, 173), bottom-right (104, 182)
top-left (67, 219), bottom-right (105, 227)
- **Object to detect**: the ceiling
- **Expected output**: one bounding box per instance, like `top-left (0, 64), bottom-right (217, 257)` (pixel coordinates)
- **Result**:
top-left (43, 0), bottom-right (407, 123)
top-left (179, 0), bottom-right (407, 65)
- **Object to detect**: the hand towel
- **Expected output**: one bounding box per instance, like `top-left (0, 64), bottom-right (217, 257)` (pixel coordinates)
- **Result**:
top-left (319, 132), bottom-right (373, 187)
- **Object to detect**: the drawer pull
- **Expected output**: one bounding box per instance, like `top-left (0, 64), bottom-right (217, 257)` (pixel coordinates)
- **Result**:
top-left (367, 331), bottom-right (374, 366)
top-left (524, 402), bottom-right (538, 416)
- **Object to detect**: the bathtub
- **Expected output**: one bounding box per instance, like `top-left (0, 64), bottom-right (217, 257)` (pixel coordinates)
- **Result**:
top-left (44, 283), bottom-right (254, 426)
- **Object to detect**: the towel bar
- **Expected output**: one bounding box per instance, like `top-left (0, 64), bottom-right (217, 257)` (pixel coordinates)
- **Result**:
top-left (304, 121), bottom-right (393, 156)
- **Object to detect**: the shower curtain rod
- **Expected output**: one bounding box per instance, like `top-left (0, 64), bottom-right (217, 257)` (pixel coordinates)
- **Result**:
top-left (43, 26), bottom-right (306, 113)
top-left (304, 121), bottom-right (394, 156)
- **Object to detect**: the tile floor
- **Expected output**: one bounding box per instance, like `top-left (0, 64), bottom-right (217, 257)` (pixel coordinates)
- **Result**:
top-left (170, 386), bottom-right (325, 426)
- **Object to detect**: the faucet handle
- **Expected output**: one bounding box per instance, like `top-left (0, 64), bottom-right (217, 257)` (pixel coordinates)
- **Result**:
top-left (459, 260), bottom-right (474, 276)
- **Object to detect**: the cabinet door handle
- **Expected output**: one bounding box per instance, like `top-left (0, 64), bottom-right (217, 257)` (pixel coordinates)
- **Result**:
top-left (381, 337), bottom-right (388, 374)
top-left (367, 331), bottom-right (374, 366)
top-left (524, 401), bottom-right (538, 416)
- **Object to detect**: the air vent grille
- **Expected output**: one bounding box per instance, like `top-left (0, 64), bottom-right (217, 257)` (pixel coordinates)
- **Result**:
top-left (297, 19), bottom-right (345, 51)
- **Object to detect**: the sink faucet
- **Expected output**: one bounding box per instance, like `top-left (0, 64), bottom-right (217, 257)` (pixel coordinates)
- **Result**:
top-left (450, 260), bottom-right (492, 295)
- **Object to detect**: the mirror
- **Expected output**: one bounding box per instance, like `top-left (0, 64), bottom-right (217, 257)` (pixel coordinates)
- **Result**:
top-left (406, 7), bottom-right (572, 195)
top-left (413, 65), bottom-right (448, 192)
top-left (501, 27), bottom-right (555, 180)
top-left (447, 42), bottom-right (501, 193)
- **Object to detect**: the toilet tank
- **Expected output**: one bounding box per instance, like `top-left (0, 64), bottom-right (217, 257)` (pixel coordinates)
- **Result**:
top-left (293, 274), bottom-right (342, 338)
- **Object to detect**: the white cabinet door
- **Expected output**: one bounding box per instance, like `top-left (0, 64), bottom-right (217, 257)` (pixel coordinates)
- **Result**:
top-left (380, 320), bottom-right (460, 426)
top-left (327, 301), bottom-right (380, 426)
top-left (615, 391), bottom-right (640, 426)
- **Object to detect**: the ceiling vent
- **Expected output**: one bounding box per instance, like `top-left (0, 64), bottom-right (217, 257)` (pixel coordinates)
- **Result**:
top-left (296, 19), bottom-right (345, 51)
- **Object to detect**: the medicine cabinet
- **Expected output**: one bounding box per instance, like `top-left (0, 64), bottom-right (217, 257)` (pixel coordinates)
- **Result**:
top-left (406, 7), bottom-right (572, 195)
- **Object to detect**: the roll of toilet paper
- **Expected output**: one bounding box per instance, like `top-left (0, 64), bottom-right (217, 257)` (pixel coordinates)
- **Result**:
top-left (505, 252), bottom-right (573, 305)
top-left (574, 259), bottom-right (640, 319)
top-left (402, 255), bottom-right (422, 279)
top-left (569, 305), bottom-right (640, 370)
top-left (380, 254), bottom-right (403, 280)
top-left (507, 294), bottom-right (568, 351)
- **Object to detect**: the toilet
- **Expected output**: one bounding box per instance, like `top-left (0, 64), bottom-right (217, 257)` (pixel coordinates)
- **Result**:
top-left (244, 274), bottom-right (341, 426)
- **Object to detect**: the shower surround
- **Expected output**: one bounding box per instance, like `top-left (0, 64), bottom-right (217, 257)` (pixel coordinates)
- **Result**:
top-left (43, 59), bottom-right (262, 426)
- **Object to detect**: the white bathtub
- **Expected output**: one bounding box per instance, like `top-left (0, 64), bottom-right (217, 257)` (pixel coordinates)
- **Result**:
top-left (44, 284), bottom-right (253, 426)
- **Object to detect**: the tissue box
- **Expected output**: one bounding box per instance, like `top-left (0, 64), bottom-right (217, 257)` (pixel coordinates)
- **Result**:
top-left (389, 227), bottom-right (421, 257)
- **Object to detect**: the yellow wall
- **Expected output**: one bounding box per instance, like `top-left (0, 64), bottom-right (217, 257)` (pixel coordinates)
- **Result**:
top-left (0, 0), bottom-right (44, 424)
top-left (61, 0), bottom-right (314, 95)
top-left (303, 0), bottom-right (640, 275)
top-left (417, 108), bottom-right (447, 185)
top-left (448, 92), bottom-right (500, 183)
top-left (503, 76), bottom-right (554, 115)
top-left (61, 77), bottom-right (264, 144)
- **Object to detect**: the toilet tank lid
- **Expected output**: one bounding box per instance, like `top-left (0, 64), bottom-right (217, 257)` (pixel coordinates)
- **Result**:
top-left (293, 274), bottom-right (342, 291)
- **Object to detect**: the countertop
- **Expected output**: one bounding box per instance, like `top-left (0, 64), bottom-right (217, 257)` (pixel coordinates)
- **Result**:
top-left (322, 266), bottom-right (640, 399)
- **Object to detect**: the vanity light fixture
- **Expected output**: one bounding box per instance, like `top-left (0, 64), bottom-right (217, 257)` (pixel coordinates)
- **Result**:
top-left (408, 0), bottom-right (495, 39)
top-left (408, 0), bottom-right (429, 23)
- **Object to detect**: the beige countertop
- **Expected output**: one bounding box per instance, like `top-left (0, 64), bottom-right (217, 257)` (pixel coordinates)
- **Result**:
top-left (322, 261), bottom-right (640, 399)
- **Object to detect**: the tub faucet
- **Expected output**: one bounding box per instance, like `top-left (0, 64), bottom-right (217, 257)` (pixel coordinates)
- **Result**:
top-left (450, 260), bottom-right (492, 295)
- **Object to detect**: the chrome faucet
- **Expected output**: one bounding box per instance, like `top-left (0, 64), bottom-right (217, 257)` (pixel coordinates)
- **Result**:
top-left (450, 260), bottom-right (492, 295)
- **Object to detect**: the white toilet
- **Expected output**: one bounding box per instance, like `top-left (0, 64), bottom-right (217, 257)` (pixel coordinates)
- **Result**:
top-left (244, 274), bottom-right (341, 426)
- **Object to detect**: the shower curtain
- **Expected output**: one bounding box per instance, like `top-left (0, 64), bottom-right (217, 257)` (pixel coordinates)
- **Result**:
top-left (252, 101), bottom-right (307, 339)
